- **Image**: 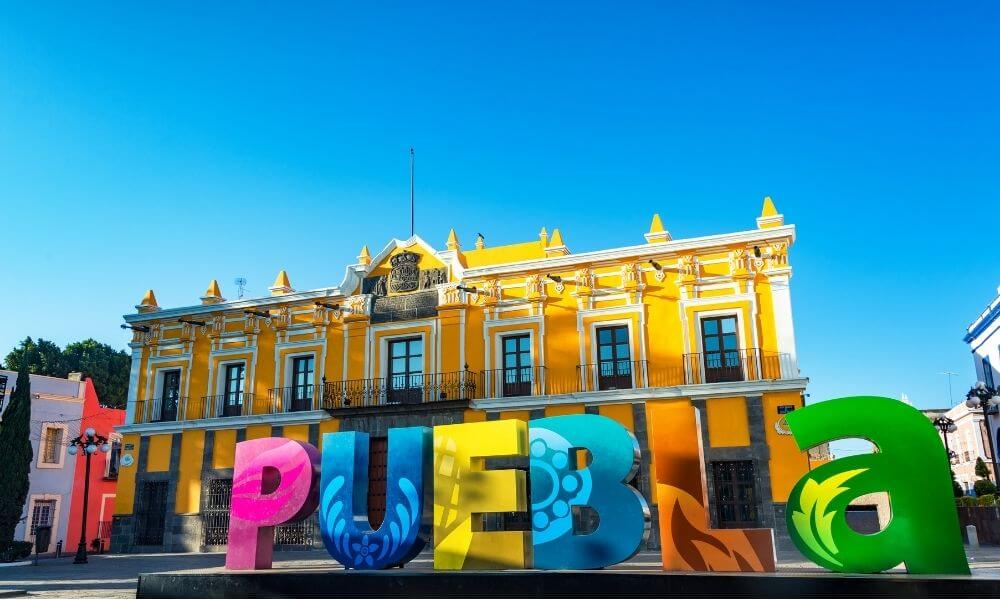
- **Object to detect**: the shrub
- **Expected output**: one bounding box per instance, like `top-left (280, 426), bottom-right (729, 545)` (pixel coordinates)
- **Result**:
top-left (977, 494), bottom-right (997, 506)
top-left (1, 541), bottom-right (33, 562)
top-left (956, 496), bottom-right (976, 507)
top-left (974, 479), bottom-right (998, 497)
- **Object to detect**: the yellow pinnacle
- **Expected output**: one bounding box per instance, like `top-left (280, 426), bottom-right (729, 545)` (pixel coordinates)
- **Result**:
top-left (358, 245), bottom-right (372, 265)
top-left (761, 196), bottom-right (778, 217)
top-left (644, 213), bottom-right (671, 243)
top-left (137, 289), bottom-right (159, 313)
top-left (649, 213), bottom-right (665, 233)
top-left (204, 279), bottom-right (222, 298)
top-left (139, 289), bottom-right (158, 307)
top-left (756, 196), bottom-right (784, 229)
top-left (446, 228), bottom-right (460, 251)
top-left (539, 227), bottom-right (548, 245)
top-left (269, 270), bottom-right (293, 296)
top-left (548, 228), bottom-right (564, 247)
top-left (201, 280), bottom-right (224, 305)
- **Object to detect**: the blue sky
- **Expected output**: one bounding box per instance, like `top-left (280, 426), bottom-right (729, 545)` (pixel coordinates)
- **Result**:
top-left (1, 2), bottom-right (997, 425)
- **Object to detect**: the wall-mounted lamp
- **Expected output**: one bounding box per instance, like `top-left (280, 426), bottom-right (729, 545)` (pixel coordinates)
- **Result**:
top-left (546, 274), bottom-right (562, 283)
top-left (314, 302), bottom-right (340, 310)
top-left (178, 318), bottom-right (207, 327)
top-left (120, 324), bottom-right (151, 333)
top-left (648, 259), bottom-right (663, 272)
top-left (753, 245), bottom-right (762, 258)
top-left (456, 285), bottom-right (477, 293)
top-left (244, 309), bottom-right (271, 319)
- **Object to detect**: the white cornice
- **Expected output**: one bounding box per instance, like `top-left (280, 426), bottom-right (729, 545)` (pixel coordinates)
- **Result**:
top-left (123, 226), bottom-right (794, 324)
top-left (461, 225), bottom-right (796, 279)
top-left (116, 409), bottom-right (332, 435)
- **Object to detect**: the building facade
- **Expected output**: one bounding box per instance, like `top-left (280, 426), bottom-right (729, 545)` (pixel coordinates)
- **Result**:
top-left (924, 404), bottom-right (995, 494)
top-left (963, 283), bottom-right (1000, 483)
top-left (1, 371), bottom-right (83, 553)
top-left (112, 198), bottom-right (812, 554)
top-left (65, 379), bottom-right (125, 553)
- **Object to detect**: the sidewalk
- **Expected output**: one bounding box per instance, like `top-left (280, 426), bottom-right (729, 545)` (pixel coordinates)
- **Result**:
top-left (1, 547), bottom-right (998, 599)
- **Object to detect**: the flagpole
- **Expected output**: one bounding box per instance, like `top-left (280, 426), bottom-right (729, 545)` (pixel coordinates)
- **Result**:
top-left (410, 147), bottom-right (415, 237)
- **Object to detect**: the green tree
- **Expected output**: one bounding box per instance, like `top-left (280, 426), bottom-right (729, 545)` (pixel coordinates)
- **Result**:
top-left (975, 457), bottom-right (992, 482)
top-left (63, 339), bottom-right (130, 409)
top-left (2, 337), bottom-right (129, 409)
top-left (951, 469), bottom-right (964, 498)
top-left (3, 337), bottom-right (67, 377)
top-left (974, 479), bottom-right (997, 497)
top-left (0, 366), bottom-right (33, 551)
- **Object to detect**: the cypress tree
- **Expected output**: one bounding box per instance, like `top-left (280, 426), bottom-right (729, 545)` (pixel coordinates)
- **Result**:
top-left (0, 366), bottom-right (33, 552)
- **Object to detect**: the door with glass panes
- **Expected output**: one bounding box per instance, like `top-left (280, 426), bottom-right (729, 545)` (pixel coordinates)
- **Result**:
top-left (701, 316), bottom-right (742, 383)
top-left (596, 325), bottom-right (633, 390)
top-left (501, 334), bottom-right (532, 397)
top-left (387, 338), bottom-right (423, 404)
top-left (290, 356), bottom-right (314, 411)
top-left (159, 370), bottom-right (180, 421)
top-left (222, 363), bottom-right (245, 417)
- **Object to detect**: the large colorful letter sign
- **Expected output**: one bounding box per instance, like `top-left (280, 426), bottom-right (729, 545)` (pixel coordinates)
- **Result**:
top-left (647, 401), bottom-right (775, 572)
top-left (319, 427), bottom-right (432, 569)
top-left (433, 420), bottom-right (531, 570)
top-left (785, 396), bottom-right (969, 574)
top-left (225, 438), bottom-right (320, 570)
top-left (528, 414), bottom-right (649, 569)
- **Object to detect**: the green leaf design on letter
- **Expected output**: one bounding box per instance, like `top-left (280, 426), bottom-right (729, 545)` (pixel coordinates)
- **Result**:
top-left (790, 468), bottom-right (867, 567)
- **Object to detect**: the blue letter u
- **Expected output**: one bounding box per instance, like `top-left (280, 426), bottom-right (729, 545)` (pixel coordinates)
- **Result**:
top-left (319, 427), bottom-right (432, 569)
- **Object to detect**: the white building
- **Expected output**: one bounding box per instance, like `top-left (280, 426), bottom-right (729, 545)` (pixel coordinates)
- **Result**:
top-left (963, 283), bottom-right (1000, 488)
top-left (924, 404), bottom-right (994, 494)
top-left (0, 371), bottom-right (85, 553)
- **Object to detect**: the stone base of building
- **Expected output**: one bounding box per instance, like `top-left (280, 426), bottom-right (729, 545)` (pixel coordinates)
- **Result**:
top-left (137, 569), bottom-right (1000, 599)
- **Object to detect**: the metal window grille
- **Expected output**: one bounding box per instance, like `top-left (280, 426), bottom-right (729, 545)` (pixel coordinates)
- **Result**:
top-left (134, 481), bottom-right (169, 546)
top-left (30, 500), bottom-right (55, 535)
top-left (202, 478), bottom-right (233, 546)
top-left (711, 460), bottom-right (759, 528)
top-left (201, 478), bottom-right (317, 547)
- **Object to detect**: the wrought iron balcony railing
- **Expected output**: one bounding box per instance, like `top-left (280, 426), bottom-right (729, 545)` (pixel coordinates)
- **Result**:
top-left (201, 393), bottom-right (256, 419)
top-left (681, 349), bottom-right (795, 384)
top-left (130, 351), bottom-right (798, 423)
top-left (135, 396), bottom-right (188, 424)
top-left (481, 366), bottom-right (546, 398)
top-left (269, 385), bottom-right (320, 413)
top-left (577, 360), bottom-right (648, 392)
top-left (322, 370), bottom-right (479, 410)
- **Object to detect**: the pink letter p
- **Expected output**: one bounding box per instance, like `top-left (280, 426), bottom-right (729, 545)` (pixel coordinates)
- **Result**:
top-left (225, 438), bottom-right (320, 570)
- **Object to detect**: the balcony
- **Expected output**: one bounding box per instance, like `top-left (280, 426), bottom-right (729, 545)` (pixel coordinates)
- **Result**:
top-left (201, 393), bottom-right (256, 419)
top-left (481, 367), bottom-right (546, 398)
top-left (129, 350), bottom-right (797, 424)
top-left (269, 386), bottom-right (320, 412)
top-left (135, 396), bottom-right (188, 424)
top-left (323, 371), bottom-right (478, 410)
top-left (681, 349), bottom-right (794, 385)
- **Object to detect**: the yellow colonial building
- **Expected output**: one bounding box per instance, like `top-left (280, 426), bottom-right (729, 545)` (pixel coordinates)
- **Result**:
top-left (111, 198), bottom-right (809, 553)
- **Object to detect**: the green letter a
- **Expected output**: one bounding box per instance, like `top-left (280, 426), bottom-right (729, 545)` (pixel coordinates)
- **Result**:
top-left (785, 396), bottom-right (968, 574)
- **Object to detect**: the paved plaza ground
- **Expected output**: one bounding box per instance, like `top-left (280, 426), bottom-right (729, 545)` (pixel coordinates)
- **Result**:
top-left (1, 547), bottom-right (999, 598)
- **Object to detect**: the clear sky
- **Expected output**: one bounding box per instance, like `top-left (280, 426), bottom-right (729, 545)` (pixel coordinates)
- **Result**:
top-left (1, 2), bottom-right (998, 430)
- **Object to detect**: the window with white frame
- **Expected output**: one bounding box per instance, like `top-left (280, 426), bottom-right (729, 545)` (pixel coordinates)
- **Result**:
top-left (38, 424), bottom-right (67, 467)
top-left (29, 499), bottom-right (55, 535)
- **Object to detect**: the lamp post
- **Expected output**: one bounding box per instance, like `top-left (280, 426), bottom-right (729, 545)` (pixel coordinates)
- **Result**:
top-left (932, 415), bottom-right (958, 462)
top-left (67, 427), bottom-right (109, 564)
top-left (965, 381), bottom-right (1000, 484)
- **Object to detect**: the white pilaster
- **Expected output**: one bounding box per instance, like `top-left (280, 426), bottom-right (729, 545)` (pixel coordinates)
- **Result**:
top-left (768, 274), bottom-right (798, 369)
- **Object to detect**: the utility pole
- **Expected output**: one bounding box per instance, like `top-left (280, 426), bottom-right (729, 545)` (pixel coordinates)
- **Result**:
top-left (939, 371), bottom-right (959, 406)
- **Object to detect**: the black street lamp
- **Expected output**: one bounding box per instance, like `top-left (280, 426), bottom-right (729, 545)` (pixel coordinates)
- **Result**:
top-left (932, 415), bottom-right (958, 463)
top-left (66, 427), bottom-right (109, 564)
top-left (965, 381), bottom-right (1000, 484)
